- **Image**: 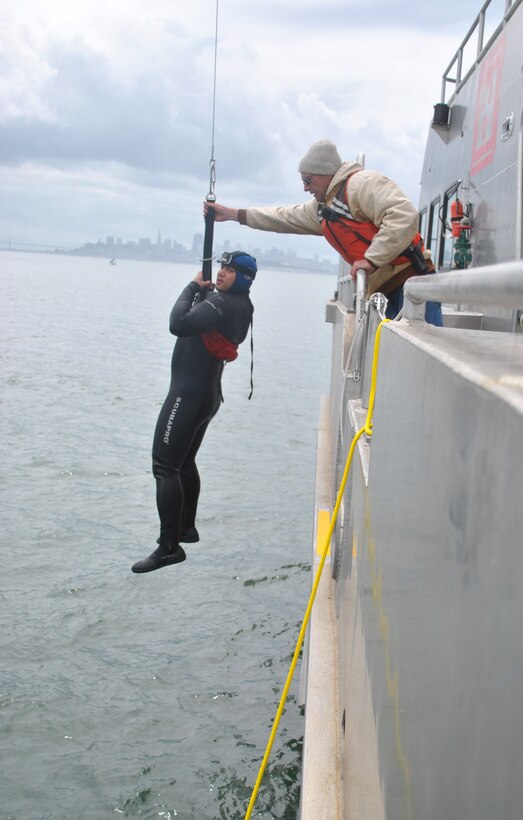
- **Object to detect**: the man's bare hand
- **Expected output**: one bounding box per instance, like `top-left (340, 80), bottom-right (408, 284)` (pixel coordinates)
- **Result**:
top-left (350, 258), bottom-right (377, 281)
top-left (193, 271), bottom-right (214, 289)
top-left (203, 202), bottom-right (239, 222)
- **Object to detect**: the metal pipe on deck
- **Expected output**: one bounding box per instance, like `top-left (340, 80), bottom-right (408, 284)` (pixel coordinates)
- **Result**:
top-left (402, 260), bottom-right (523, 323)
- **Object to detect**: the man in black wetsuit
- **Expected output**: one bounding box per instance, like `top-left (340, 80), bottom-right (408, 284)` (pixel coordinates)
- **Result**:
top-left (131, 251), bottom-right (257, 574)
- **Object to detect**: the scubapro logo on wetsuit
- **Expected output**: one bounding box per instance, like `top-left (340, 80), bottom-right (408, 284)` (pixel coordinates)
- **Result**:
top-left (164, 396), bottom-right (182, 444)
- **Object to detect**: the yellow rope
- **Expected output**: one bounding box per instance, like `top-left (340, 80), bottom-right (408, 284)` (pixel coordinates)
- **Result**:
top-left (244, 319), bottom-right (390, 819)
top-left (365, 318), bottom-right (389, 435)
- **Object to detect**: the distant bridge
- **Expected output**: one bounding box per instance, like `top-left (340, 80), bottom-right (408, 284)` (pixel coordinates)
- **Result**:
top-left (0, 238), bottom-right (75, 253)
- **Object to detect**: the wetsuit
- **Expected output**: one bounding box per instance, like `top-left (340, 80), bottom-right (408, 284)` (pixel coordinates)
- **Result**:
top-left (152, 281), bottom-right (253, 546)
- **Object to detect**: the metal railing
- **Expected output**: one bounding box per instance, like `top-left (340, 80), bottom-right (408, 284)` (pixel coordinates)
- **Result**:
top-left (338, 268), bottom-right (388, 410)
top-left (334, 260), bottom-right (523, 426)
top-left (402, 260), bottom-right (523, 323)
top-left (440, 0), bottom-right (522, 104)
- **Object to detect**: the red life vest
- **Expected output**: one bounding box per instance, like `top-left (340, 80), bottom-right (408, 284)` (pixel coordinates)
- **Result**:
top-left (320, 173), bottom-right (423, 267)
top-left (201, 330), bottom-right (238, 362)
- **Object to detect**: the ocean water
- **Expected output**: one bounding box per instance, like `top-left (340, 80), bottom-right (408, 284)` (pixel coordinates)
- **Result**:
top-left (1, 251), bottom-right (334, 820)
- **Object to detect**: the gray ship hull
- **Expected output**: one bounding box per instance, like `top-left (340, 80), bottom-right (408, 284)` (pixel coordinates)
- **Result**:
top-left (301, 303), bottom-right (523, 819)
top-left (299, 2), bottom-right (523, 815)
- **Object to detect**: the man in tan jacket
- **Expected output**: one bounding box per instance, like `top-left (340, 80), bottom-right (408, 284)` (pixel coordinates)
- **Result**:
top-left (204, 139), bottom-right (442, 325)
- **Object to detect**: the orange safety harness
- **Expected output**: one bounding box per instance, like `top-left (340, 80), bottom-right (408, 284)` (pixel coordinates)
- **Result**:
top-left (201, 319), bottom-right (255, 399)
top-left (200, 330), bottom-right (238, 362)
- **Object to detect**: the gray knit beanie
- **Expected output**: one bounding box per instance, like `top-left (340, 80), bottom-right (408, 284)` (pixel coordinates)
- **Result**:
top-left (298, 139), bottom-right (342, 175)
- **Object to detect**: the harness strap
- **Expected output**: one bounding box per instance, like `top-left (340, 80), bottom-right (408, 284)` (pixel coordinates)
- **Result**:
top-left (248, 316), bottom-right (254, 400)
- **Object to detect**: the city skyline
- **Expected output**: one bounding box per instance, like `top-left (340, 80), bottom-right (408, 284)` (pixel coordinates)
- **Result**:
top-left (0, 228), bottom-right (339, 274)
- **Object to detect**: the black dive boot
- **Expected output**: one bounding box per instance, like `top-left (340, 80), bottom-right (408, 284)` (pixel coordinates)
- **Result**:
top-left (180, 512), bottom-right (200, 543)
top-left (131, 543), bottom-right (186, 573)
top-left (156, 527), bottom-right (199, 545)
top-left (180, 526), bottom-right (199, 543)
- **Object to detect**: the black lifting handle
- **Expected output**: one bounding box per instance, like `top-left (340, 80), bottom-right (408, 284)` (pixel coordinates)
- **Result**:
top-left (202, 204), bottom-right (215, 284)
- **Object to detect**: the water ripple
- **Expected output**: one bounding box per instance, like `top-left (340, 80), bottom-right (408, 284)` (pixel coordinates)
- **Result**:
top-left (1, 254), bottom-right (332, 819)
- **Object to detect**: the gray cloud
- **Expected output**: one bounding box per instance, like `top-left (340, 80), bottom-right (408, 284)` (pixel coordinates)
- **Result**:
top-left (0, 0), bottom-right (480, 249)
top-left (0, 31), bottom-right (288, 205)
top-left (230, 0), bottom-right (477, 32)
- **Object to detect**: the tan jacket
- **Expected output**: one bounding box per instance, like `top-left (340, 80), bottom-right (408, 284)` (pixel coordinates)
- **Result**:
top-left (242, 162), bottom-right (425, 294)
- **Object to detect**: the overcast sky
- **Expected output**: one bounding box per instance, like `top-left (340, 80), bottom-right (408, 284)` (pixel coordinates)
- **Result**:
top-left (1, 0), bottom-right (486, 257)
